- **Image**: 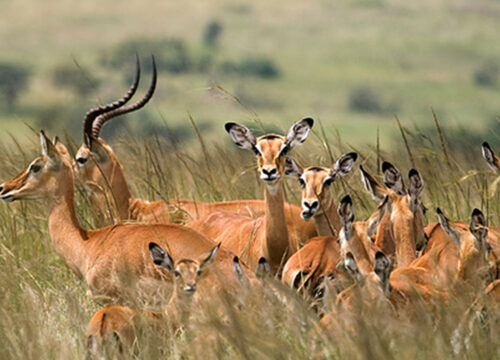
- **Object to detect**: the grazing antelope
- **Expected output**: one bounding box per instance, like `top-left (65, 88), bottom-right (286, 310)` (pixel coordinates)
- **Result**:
top-left (359, 163), bottom-right (427, 268)
top-left (86, 242), bottom-right (220, 356)
top-left (189, 119), bottom-right (315, 273)
top-left (74, 59), bottom-right (316, 236)
top-left (0, 132), bottom-right (252, 303)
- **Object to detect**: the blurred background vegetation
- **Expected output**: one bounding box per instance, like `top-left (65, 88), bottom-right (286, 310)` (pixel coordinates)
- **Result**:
top-left (2, 2), bottom-right (500, 359)
top-left (0, 0), bottom-right (499, 148)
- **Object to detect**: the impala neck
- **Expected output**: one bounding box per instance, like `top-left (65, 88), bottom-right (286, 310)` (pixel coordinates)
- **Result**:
top-left (392, 216), bottom-right (417, 268)
top-left (108, 161), bottom-right (133, 221)
top-left (47, 166), bottom-right (88, 278)
top-left (313, 199), bottom-right (340, 237)
top-left (264, 182), bottom-right (291, 271)
top-left (165, 290), bottom-right (194, 331)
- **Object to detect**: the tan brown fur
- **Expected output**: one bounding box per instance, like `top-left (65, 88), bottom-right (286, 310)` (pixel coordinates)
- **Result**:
top-left (0, 133), bottom-right (253, 304)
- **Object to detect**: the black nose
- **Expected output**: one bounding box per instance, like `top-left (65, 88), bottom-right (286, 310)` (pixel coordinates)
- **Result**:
top-left (304, 200), bottom-right (319, 210)
top-left (262, 168), bottom-right (277, 176)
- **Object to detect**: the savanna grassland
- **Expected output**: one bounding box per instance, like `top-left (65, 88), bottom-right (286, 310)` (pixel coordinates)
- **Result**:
top-left (1, 0), bottom-right (500, 359)
top-left (1, 0), bottom-right (500, 144)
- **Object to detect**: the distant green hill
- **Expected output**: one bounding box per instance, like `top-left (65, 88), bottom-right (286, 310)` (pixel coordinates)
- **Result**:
top-left (0, 0), bottom-right (499, 146)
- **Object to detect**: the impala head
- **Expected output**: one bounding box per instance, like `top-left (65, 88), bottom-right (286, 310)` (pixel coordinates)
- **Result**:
top-left (73, 56), bottom-right (157, 194)
top-left (360, 163), bottom-right (427, 254)
top-left (482, 142), bottom-right (500, 173)
top-left (149, 242), bottom-right (221, 295)
top-left (225, 118), bottom-right (314, 188)
top-left (337, 250), bottom-right (392, 309)
top-left (437, 208), bottom-right (491, 285)
top-left (337, 195), bottom-right (388, 274)
top-left (285, 152), bottom-right (358, 220)
top-left (0, 131), bottom-right (72, 202)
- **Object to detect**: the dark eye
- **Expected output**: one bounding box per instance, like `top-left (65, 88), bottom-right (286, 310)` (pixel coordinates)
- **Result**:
top-left (279, 145), bottom-right (289, 157)
top-left (298, 178), bottom-right (306, 188)
top-left (196, 269), bottom-right (201, 276)
top-left (173, 270), bottom-right (181, 278)
top-left (30, 164), bottom-right (41, 173)
top-left (76, 157), bottom-right (88, 165)
top-left (323, 178), bottom-right (334, 188)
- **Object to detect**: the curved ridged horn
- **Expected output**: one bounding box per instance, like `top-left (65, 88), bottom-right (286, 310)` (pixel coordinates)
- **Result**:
top-left (91, 55), bottom-right (157, 139)
top-left (83, 54), bottom-right (141, 146)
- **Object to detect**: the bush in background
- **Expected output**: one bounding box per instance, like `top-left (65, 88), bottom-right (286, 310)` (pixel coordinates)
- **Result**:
top-left (203, 20), bottom-right (223, 47)
top-left (474, 62), bottom-right (499, 87)
top-left (348, 87), bottom-right (384, 114)
top-left (0, 63), bottom-right (30, 110)
top-left (102, 38), bottom-right (192, 74)
top-left (220, 56), bottom-right (280, 79)
top-left (51, 63), bottom-right (100, 96)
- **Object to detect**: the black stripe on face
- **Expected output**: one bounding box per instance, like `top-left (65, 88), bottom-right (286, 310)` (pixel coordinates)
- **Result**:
top-left (260, 134), bottom-right (281, 140)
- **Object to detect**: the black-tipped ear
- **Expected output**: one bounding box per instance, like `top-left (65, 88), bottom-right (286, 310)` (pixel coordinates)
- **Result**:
top-left (374, 251), bottom-right (392, 292)
top-left (232, 256), bottom-right (247, 284)
top-left (284, 157), bottom-right (303, 178)
top-left (40, 130), bottom-right (61, 165)
top-left (482, 142), bottom-right (500, 173)
top-left (360, 165), bottom-right (387, 203)
top-left (436, 208), bottom-right (460, 247)
top-left (470, 208), bottom-right (488, 246)
top-left (149, 242), bottom-right (174, 272)
top-left (199, 242), bottom-right (221, 271)
top-left (366, 195), bottom-right (390, 237)
top-left (382, 161), bottom-right (405, 195)
top-left (256, 257), bottom-right (270, 278)
top-left (284, 118), bottom-right (314, 150)
top-left (332, 152), bottom-right (358, 177)
top-left (224, 122), bottom-right (257, 152)
top-left (338, 195), bottom-right (354, 236)
top-left (344, 252), bottom-right (361, 283)
top-left (408, 169), bottom-right (424, 211)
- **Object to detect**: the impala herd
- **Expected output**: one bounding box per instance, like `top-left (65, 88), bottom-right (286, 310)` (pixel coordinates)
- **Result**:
top-left (1, 58), bottom-right (499, 357)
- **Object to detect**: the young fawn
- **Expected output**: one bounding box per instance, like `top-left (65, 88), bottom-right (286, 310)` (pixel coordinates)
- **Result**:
top-left (86, 242), bottom-right (220, 356)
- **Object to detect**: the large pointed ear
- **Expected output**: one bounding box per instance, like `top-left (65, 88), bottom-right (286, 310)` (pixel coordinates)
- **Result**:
top-left (382, 161), bottom-right (405, 195)
top-left (374, 251), bottom-right (392, 294)
top-left (224, 122), bottom-right (258, 153)
top-left (40, 131), bottom-right (61, 167)
top-left (436, 208), bottom-right (460, 247)
top-left (232, 256), bottom-right (248, 285)
top-left (470, 208), bottom-right (488, 250)
top-left (332, 152), bottom-right (358, 178)
top-left (283, 118), bottom-right (314, 151)
top-left (344, 252), bottom-right (361, 283)
top-left (89, 138), bottom-right (110, 163)
top-left (366, 195), bottom-right (390, 237)
top-left (149, 242), bottom-right (174, 272)
top-left (338, 195), bottom-right (354, 239)
top-left (482, 142), bottom-right (500, 173)
top-left (256, 257), bottom-right (271, 278)
top-left (408, 169), bottom-right (424, 212)
top-left (198, 243), bottom-right (221, 271)
top-left (284, 157), bottom-right (303, 178)
top-left (360, 165), bottom-right (388, 203)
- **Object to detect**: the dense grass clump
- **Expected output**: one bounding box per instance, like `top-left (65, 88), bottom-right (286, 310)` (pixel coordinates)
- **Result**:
top-left (0, 118), bottom-right (499, 359)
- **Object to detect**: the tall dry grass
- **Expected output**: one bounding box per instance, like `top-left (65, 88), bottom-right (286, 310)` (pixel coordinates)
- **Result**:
top-left (0, 116), bottom-right (499, 359)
